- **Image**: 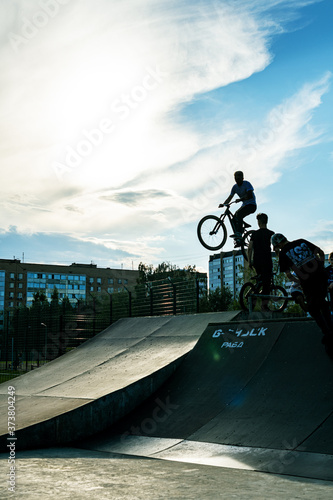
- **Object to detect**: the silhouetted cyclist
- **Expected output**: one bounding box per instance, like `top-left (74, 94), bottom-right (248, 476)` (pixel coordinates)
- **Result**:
top-left (219, 171), bottom-right (256, 246)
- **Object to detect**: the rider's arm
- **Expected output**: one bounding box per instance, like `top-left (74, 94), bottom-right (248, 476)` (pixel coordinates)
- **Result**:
top-left (314, 245), bottom-right (325, 262)
top-left (219, 193), bottom-right (234, 207)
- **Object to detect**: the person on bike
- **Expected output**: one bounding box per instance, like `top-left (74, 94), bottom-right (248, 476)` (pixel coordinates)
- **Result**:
top-left (272, 233), bottom-right (333, 358)
top-left (219, 171), bottom-right (256, 246)
top-left (247, 213), bottom-right (274, 311)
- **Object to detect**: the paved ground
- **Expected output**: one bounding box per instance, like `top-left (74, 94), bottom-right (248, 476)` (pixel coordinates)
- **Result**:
top-left (1, 446), bottom-right (333, 500)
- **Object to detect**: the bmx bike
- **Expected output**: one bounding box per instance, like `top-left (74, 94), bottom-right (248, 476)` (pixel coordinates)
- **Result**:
top-left (197, 201), bottom-right (254, 260)
top-left (239, 273), bottom-right (288, 312)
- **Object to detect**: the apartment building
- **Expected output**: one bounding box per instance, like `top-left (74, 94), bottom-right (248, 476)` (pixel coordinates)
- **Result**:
top-left (209, 250), bottom-right (245, 298)
top-left (0, 259), bottom-right (139, 311)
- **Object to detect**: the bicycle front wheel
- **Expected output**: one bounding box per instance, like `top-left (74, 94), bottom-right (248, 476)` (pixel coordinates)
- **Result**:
top-left (239, 282), bottom-right (257, 311)
top-left (197, 215), bottom-right (227, 251)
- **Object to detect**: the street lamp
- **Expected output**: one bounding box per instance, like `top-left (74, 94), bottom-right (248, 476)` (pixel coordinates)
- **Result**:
top-left (41, 323), bottom-right (47, 364)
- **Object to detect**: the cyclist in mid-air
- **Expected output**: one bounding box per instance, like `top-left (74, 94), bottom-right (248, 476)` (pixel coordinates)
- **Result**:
top-left (219, 171), bottom-right (257, 246)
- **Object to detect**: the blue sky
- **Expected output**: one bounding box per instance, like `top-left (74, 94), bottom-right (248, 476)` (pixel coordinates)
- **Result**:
top-left (0, 0), bottom-right (332, 274)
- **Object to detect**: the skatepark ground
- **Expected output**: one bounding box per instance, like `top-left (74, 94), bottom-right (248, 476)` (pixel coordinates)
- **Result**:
top-left (0, 312), bottom-right (333, 499)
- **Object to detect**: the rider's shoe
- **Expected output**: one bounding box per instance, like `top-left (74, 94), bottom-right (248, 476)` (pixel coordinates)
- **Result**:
top-left (230, 232), bottom-right (242, 239)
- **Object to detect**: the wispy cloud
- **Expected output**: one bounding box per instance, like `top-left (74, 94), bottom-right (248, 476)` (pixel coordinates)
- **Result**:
top-left (0, 0), bottom-right (331, 266)
top-left (100, 189), bottom-right (171, 207)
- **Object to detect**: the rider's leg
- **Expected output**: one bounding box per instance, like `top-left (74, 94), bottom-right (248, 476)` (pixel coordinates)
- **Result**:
top-left (306, 291), bottom-right (333, 356)
top-left (255, 266), bottom-right (272, 310)
top-left (233, 204), bottom-right (256, 235)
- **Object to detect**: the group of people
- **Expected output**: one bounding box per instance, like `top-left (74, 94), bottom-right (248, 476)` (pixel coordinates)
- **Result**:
top-left (220, 171), bottom-right (333, 359)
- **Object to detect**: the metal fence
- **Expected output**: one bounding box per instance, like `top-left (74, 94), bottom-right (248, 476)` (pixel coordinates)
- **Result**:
top-left (0, 278), bottom-right (203, 380)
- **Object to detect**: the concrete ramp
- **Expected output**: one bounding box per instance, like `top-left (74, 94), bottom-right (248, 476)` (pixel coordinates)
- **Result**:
top-left (83, 318), bottom-right (333, 480)
top-left (0, 312), bottom-right (238, 451)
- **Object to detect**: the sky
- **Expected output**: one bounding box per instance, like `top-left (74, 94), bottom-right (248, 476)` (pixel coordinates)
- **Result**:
top-left (0, 0), bottom-right (332, 275)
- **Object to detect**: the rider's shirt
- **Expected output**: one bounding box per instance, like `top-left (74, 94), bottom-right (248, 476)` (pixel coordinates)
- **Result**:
top-left (231, 181), bottom-right (256, 206)
top-left (250, 228), bottom-right (274, 270)
top-left (279, 239), bottom-right (325, 287)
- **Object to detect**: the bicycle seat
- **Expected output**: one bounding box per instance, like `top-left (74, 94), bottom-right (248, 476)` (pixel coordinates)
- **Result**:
top-left (243, 221), bottom-right (251, 228)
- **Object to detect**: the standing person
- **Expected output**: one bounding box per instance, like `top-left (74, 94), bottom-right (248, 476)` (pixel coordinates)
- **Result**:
top-left (272, 233), bottom-right (333, 358)
top-left (326, 252), bottom-right (333, 314)
top-left (219, 171), bottom-right (257, 246)
top-left (247, 213), bottom-right (274, 311)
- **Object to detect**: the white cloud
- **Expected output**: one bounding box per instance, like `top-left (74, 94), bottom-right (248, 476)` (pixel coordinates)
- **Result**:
top-left (0, 0), bottom-right (330, 267)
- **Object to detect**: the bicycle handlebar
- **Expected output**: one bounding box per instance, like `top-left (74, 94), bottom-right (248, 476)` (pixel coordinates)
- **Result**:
top-left (218, 200), bottom-right (239, 208)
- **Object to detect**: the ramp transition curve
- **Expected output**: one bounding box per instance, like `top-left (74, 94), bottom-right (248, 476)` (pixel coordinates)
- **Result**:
top-left (0, 312), bottom-right (237, 451)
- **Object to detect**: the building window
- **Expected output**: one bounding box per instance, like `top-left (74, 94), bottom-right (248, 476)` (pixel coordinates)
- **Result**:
top-left (10, 273), bottom-right (15, 279)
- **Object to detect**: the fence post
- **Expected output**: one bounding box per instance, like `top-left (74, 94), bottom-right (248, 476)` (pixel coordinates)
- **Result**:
top-left (11, 337), bottom-right (14, 371)
top-left (172, 283), bottom-right (177, 315)
top-left (128, 291), bottom-right (132, 317)
top-left (124, 287), bottom-right (132, 318)
top-left (109, 293), bottom-right (113, 325)
top-left (92, 297), bottom-right (96, 336)
top-left (150, 287), bottom-right (154, 316)
top-left (196, 279), bottom-right (200, 313)
top-left (4, 310), bottom-right (9, 369)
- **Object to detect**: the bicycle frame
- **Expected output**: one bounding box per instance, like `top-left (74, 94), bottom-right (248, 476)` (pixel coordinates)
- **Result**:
top-left (211, 205), bottom-right (237, 236)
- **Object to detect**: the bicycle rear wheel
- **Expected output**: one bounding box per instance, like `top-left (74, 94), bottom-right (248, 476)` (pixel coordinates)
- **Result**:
top-left (197, 215), bottom-right (227, 251)
top-left (266, 285), bottom-right (288, 312)
top-left (239, 282), bottom-right (257, 311)
top-left (257, 284), bottom-right (288, 312)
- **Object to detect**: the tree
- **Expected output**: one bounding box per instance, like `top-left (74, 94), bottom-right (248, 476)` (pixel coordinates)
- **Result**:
top-left (32, 291), bottom-right (47, 305)
top-left (137, 261), bottom-right (200, 284)
top-left (199, 286), bottom-right (233, 312)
